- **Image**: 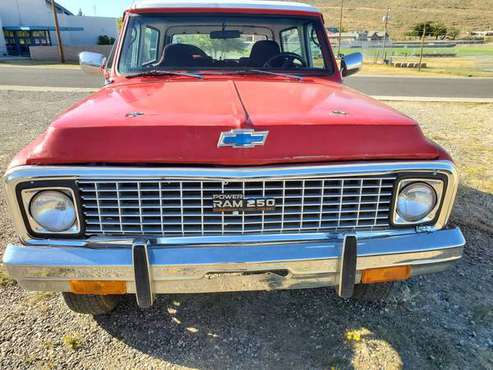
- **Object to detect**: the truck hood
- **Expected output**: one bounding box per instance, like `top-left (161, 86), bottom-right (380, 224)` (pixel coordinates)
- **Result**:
top-left (12, 76), bottom-right (439, 167)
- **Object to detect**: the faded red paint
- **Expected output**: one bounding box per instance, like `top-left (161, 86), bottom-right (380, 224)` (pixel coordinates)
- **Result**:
top-left (9, 76), bottom-right (442, 168)
top-left (8, 4), bottom-right (451, 169)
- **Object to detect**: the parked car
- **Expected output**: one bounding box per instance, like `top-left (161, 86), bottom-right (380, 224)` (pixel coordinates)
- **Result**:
top-left (3, 0), bottom-right (465, 315)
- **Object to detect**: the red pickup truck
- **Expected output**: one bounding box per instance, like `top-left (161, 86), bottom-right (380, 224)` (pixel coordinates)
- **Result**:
top-left (3, 0), bottom-right (464, 315)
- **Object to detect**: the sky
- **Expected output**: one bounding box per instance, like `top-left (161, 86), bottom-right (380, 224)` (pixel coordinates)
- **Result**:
top-left (56, 0), bottom-right (134, 18)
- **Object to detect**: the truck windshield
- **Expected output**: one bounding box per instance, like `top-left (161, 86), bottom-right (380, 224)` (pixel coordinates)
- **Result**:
top-left (118, 14), bottom-right (332, 75)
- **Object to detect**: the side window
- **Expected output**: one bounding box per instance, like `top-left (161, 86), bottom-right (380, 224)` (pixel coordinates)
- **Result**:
top-left (142, 26), bottom-right (159, 64)
top-left (307, 24), bottom-right (325, 68)
top-left (280, 27), bottom-right (302, 55)
top-left (105, 42), bottom-right (117, 72)
top-left (127, 25), bottom-right (140, 70)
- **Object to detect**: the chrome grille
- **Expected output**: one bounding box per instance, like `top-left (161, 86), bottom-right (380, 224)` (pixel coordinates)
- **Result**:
top-left (79, 176), bottom-right (396, 237)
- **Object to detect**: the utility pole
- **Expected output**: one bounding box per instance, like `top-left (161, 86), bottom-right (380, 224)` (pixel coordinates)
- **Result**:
top-left (418, 23), bottom-right (426, 71)
top-left (50, 0), bottom-right (65, 63)
top-left (337, 0), bottom-right (344, 56)
top-left (381, 8), bottom-right (390, 64)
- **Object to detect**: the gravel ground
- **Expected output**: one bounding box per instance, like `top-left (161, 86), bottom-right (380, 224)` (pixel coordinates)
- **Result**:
top-left (0, 91), bottom-right (492, 369)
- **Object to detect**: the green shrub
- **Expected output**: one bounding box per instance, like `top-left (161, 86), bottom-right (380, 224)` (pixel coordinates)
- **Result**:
top-left (97, 35), bottom-right (115, 45)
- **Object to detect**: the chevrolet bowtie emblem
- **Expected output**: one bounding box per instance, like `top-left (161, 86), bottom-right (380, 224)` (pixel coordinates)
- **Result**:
top-left (217, 129), bottom-right (269, 148)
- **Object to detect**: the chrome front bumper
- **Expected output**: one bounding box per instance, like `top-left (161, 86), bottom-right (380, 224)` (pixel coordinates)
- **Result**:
top-left (4, 228), bottom-right (465, 295)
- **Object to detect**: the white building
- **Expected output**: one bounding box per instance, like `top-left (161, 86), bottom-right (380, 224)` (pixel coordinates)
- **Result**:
top-left (0, 0), bottom-right (118, 57)
top-left (471, 30), bottom-right (493, 37)
top-left (0, 17), bottom-right (7, 55)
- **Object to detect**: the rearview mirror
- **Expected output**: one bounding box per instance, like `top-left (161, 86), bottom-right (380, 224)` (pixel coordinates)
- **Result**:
top-left (210, 30), bottom-right (241, 39)
top-left (340, 52), bottom-right (363, 77)
top-left (79, 51), bottom-right (106, 75)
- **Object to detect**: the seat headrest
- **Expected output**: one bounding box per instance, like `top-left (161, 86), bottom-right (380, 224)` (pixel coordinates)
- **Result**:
top-left (159, 43), bottom-right (208, 67)
top-left (249, 40), bottom-right (281, 67)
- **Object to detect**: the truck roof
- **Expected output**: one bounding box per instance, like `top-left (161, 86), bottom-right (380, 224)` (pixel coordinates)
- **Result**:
top-left (130, 0), bottom-right (319, 13)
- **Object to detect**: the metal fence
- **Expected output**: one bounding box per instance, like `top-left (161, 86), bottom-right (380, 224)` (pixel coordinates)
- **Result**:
top-left (330, 38), bottom-right (493, 73)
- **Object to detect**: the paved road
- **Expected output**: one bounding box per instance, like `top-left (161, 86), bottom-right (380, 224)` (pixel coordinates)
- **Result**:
top-left (1, 65), bottom-right (492, 98)
top-left (0, 66), bottom-right (103, 88)
top-left (347, 75), bottom-right (493, 99)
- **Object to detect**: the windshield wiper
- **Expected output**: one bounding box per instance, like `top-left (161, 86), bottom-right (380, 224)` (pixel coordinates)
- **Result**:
top-left (126, 69), bottom-right (203, 79)
top-left (234, 69), bottom-right (303, 81)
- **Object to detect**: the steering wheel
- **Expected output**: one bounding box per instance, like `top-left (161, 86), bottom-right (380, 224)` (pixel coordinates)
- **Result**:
top-left (263, 52), bottom-right (306, 68)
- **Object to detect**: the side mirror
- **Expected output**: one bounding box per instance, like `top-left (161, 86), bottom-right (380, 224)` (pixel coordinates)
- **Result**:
top-left (79, 51), bottom-right (106, 75)
top-left (340, 52), bottom-right (363, 77)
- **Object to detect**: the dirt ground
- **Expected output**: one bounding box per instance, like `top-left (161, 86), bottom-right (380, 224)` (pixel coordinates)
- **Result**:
top-left (0, 91), bottom-right (492, 369)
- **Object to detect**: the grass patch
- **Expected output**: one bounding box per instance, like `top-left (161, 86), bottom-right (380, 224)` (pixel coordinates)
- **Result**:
top-left (456, 46), bottom-right (493, 57)
top-left (0, 266), bottom-right (15, 287)
top-left (389, 102), bottom-right (493, 193)
top-left (343, 45), bottom-right (493, 58)
top-left (62, 333), bottom-right (83, 350)
top-left (359, 60), bottom-right (493, 77)
top-left (27, 291), bottom-right (56, 305)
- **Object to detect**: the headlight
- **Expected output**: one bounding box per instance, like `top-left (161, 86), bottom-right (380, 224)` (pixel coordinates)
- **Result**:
top-left (29, 190), bottom-right (76, 232)
top-left (396, 182), bottom-right (437, 222)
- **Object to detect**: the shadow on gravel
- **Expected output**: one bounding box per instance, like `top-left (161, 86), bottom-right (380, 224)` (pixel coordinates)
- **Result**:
top-left (92, 185), bottom-right (491, 369)
top-left (94, 288), bottom-right (395, 369)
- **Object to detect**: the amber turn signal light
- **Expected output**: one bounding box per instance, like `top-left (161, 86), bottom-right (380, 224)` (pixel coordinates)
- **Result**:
top-left (361, 266), bottom-right (411, 284)
top-left (69, 280), bottom-right (127, 295)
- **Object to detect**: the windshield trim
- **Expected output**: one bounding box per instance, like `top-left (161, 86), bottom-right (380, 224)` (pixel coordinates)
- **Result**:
top-left (115, 12), bottom-right (335, 77)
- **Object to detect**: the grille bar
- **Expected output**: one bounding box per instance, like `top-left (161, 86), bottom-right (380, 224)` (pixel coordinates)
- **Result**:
top-left (79, 176), bottom-right (396, 237)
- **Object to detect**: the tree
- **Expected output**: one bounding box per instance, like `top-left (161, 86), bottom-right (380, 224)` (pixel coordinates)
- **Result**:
top-left (97, 35), bottom-right (115, 45)
top-left (447, 27), bottom-right (460, 40)
top-left (431, 22), bottom-right (448, 40)
top-left (408, 22), bottom-right (450, 40)
top-left (407, 22), bottom-right (435, 38)
top-left (117, 17), bottom-right (124, 30)
top-left (77, 8), bottom-right (83, 16)
top-left (216, 38), bottom-right (249, 58)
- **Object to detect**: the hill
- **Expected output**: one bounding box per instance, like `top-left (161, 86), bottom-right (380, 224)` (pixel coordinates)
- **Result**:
top-left (298, 0), bottom-right (493, 39)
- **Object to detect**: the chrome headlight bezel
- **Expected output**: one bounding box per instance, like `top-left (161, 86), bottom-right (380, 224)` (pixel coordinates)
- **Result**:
top-left (391, 175), bottom-right (446, 226)
top-left (17, 181), bottom-right (82, 238)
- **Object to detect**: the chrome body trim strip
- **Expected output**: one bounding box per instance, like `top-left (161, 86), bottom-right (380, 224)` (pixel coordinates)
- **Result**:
top-left (21, 228), bottom-right (417, 248)
top-left (3, 161), bottom-right (459, 245)
top-left (4, 161), bottom-right (458, 181)
top-left (3, 227), bottom-right (465, 294)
